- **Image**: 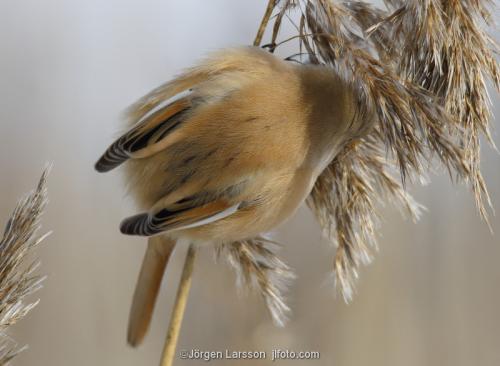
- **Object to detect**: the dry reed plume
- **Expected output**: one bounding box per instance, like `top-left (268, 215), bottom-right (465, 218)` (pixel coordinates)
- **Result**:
top-left (227, 0), bottom-right (499, 309)
top-left (217, 237), bottom-right (295, 325)
top-left (0, 168), bottom-right (50, 365)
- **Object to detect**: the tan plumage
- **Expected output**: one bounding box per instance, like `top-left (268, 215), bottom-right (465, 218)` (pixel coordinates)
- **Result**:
top-left (96, 46), bottom-right (373, 345)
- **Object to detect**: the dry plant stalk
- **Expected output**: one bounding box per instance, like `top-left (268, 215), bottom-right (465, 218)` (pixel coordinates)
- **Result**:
top-left (160, 244), bottom-right (196, 366)
top-left (254, 0), bottom-right (277, 46)
top-left (0, 168), bottom-right (50, 364)
top-left (157, 6), bottom-right (294, 362)
top-left (234, 0), bottom-right (499, 303)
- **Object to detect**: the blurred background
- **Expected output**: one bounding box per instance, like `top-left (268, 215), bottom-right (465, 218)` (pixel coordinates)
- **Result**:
top-left (1, 1), bottom-right (499, 365)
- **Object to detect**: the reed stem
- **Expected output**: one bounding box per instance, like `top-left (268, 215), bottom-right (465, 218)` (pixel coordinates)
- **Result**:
top-left (159, 244), bottom-right (197, 366)
top-left (159, 3), bottom-right (278, 363)
top-left (254, 0), bottom-right (276, 46)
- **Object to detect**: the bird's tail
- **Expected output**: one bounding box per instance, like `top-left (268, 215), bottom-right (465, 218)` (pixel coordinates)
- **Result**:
top-left (127, 235), bottom-right (176, 347)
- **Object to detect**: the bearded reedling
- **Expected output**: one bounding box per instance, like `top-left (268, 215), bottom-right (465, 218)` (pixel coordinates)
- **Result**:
top-left (95, 46), bottom-right (373, 346)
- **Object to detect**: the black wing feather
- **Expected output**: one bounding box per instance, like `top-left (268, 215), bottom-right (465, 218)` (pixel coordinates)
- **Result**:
top-left (95, 100), bottom-right (191, 173)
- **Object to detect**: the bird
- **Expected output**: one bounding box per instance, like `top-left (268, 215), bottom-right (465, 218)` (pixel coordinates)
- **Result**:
top-left (95, 46), bottom-right (373, 346)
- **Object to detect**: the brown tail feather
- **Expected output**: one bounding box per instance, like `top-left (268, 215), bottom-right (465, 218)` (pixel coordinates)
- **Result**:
top-left (127, 235), bottom-right (176, 347)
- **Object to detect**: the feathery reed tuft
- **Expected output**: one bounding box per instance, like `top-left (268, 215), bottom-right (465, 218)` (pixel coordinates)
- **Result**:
top-left (307, 138), bottom-right (423, 301)
top-left (256, 0), bottom-right (498, 301)
top-left (217, 237), bottom-right (295, 326)
top-left (0, 168), bottom-right (50, 364)
top-left (370, 0), bottom-right (500, 222)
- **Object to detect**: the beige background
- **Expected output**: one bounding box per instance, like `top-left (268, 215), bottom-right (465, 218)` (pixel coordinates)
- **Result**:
top-left (1, 1), bottom-right (499, 365)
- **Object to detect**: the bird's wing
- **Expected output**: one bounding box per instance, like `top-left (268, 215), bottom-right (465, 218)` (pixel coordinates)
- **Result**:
top-left (95, 95), bottom-right (194, 172)
top-left (119, 184), bottom-right (246, 236)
